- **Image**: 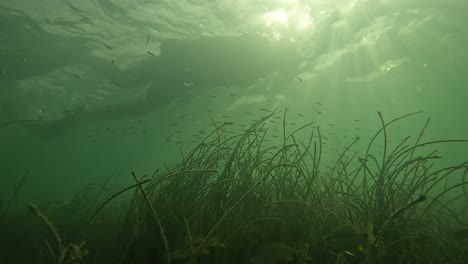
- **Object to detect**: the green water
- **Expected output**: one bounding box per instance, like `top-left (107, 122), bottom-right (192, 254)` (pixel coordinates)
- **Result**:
top-left (0, 0), bottom-right (467, 202)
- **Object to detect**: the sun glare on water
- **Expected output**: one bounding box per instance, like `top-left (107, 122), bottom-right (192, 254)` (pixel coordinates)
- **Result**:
top-left (263, 10), bottom-right (289, 27)
top-left (262, 6), bottom-right (313, 35)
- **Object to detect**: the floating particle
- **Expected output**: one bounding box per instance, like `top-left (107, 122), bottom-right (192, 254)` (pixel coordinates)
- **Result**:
top-left (145, 34), bottom-right (151, 45)
top-left (103, 43), bottom-right (114, 49)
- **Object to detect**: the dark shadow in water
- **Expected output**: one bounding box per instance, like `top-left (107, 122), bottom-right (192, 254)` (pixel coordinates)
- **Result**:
top-left (0, 6), bottom-right (302, 138)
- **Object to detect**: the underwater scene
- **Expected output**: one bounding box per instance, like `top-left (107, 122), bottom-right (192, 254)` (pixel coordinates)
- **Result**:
top-left (1, 0), bottom-right (468, 263)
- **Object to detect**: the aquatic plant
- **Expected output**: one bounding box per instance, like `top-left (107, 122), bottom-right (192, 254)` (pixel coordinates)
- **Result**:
top-left (5, 109), bottom-right (467, 264)
top-left (29, 203), bottom-right (88, 264)
top-left (114, 109), bottom-right (467, 264)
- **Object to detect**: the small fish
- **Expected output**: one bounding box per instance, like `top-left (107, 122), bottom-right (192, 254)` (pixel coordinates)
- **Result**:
top-left (170, 237), bottom-right (224, 261)
top-left (208, 95), bottom-right (217, 98)
top-left (316, 111), bottom-right (322, 115)
top-left (259, 108), bottom-right (270, 112)
top-left (455, 227), bottom-right (468, 239)
top-left (36, 108), bottom-right (46, 120)
top-left (103, 43), bottom-right (114, 49)
top-left (72, 73), bottom-right (81, 79)
top-left (229, 93), bottom-right (237, 96)
top-left (145, 34), bottom-right (151, 45)
top-left (296, 76), bottom-right (303, 83)
top-left (249, 243), bottom-right (306, 264)
top-left (297, 113), bottom-right (303, 117)
top-left (183, 82), bottom-right (194, 87)
top-left (354, 119), bottom-right (360, 122)
top-left (326, 223), bottom-right (375, 253)
top-left (147, 50), bottom-right (155, 56)
top-left (316, 102), bottom-right (322, 106)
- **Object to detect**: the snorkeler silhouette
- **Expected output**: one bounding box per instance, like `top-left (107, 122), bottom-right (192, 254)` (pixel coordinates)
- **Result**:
top-left (22, 35), bottom-right (302, 138)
